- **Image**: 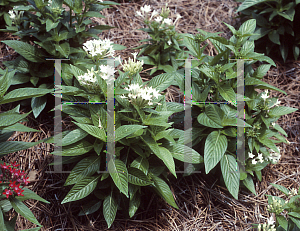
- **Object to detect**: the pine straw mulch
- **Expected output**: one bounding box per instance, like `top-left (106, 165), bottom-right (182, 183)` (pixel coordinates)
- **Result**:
top-left (0, 0), bottom-right (299, 230)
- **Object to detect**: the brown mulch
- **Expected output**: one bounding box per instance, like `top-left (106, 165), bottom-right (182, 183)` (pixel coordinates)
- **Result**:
top-left (0, 0), bottom-right (299, 230)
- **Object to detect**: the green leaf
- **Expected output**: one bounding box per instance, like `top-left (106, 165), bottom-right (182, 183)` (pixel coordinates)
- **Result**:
top-left (130, 157), bottom-right (149, 175)
top-left (0, 111), bottom-right (30, 128)
top-left (0, 141), bottom-right (42, 156)
top-left (65, 156), bottom-right (101, 186)
top-left (205, 104), bottom-right (224, 126)
top-left (242, 174), bottom-right (256, 195)
top-left (73, 122), bottom-right (106, 142)
top-left (129, 192), bottom-right (141, 218)
top-left (15, 187), bottom-right (50, 204)
top-left (128, 167), bottom-right (152, 186)
top-left (171, 144), bottom-right (203, 164)
top-left (49, 140), bottom-right (94, 156)
top-left (61, 176), bottom-right (100, 204)
top-left (277, 215), bottom-right (288, 231)
top-left (115, 125), bottom-right (147, 142)
top-left (0, 88), bottom-right (53, 105)
top-left (9, 197), bottom-right (41, 226)
top-left (103, 191), bottom-right (117, 228)
top-left (197, 113), bottom-right (224, 128)
top-left (268, 106), bottom-right (298, 117)
top-left (268, 30), bottom-right (280, 45)
top-left (0, 199), bottom-right (12, 213)
top-left (166, 102), bottom-right (184, 113)
top-left (0, 69), bottom-right (15, 98)
top-left (290, 217), bottom-right (300, 229)
top-left (220, 154), bottom-right (240, 200)
top-left (2, 40), bottom-right (44, 63)
top-left (150, 174), bottom-right (179, 209)
top-left (218, 83), bottom-right (236, 105)
top-left (0, 208), bottom-right (4, 230)
top-left (61, 129), bottom-right (89, 146)
top-left (280, 43), bottom-right (289, 63)
top-left (253, 64), bottom-right (271, 79)
top-left (237, 0), bottom-right (274, 12)
top-left (31, 96), bottom-right (47, 118)
top-left (238, 19), bottom-right (256, 35)
top-left (46, 18), bottom-right (59, 32)
top-left (157, 147), bottom-right (176, 178)
top-left (272, 123), bottom-right (287, 137)
top-left (78, 200), bottom-right (101, 216)
top-left (108, 158), bottom-right (129, 197)
top-left (147, 72), bottom-right (174, 92)
top-left (270, 183), bottom-right (290, 196)
top-left (245, 76), bottom-right (287, 95)
top-left (55, 42), bottom-right (70, 58)
top-left (204, 131), bottom-right (228, 174)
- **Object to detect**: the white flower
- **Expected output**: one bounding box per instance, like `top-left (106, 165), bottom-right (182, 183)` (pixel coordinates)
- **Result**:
top-left (120, 94), bottom-right (127, 99)
top-left (83, 38), bottom-right (115, 58)
top-left (136, 11), bottom-right (143, 18)
top-left (167, 40), bottom-right (172, 45)
top-left (163, 18), bottom-right (173, 25)
top-left (252, 159), bottom-right (257, 165)
top-left (274, 99), bottom-right (281, 106)
top-left (99, 65), bottom-right (116, 80)
top-left (98, 0), bottom-right (103, 2)
top-left (155, 16), bottom-right (163, 22)
top-left (173, 13), bottom-right (182, 25)
top-left (150, 10), bottom-right (159, 20)
top-left (141, 5), bottom-right (151, 13)
top-left (290, 188), bottom-right (298, 196)
top-left (267, 216), bottom-right (275, 225)
top-left (271, 122), bottom-right (276, 127)
top-left (261, 89), bottom-right (269, 100)
top-left (257, 153), bottom-right (264, 162)
top-left (8, 10), bottom-right (16, 20)
top-left (248, 152), bottom-right (255, 159)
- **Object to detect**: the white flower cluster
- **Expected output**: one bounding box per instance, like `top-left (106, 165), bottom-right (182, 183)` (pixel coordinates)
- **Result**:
top-left (248, 152), bottom-right (265, 165)
top-left (257, 216), bottom-right (276, 231)
top-left (8, 10), bottom-right (16, 20)
top-left (289, 188), bottom-right (298, 196)
top-left (83, 38), bottom-right (115, 58)
top-left (98, 65), bottom-right (116, 81)
top-left (261, 89), bottom-right (269, 101)
top-left (77, 67), bottom-right (98, 86)
top-left (268, 148), bottom-right (281, 163)
top-left (122, 83), bottom-right (161, 107)
top-left (135, 4), bottom-right (182, 26)
top-left (118, 53), bottom-right (144, 76)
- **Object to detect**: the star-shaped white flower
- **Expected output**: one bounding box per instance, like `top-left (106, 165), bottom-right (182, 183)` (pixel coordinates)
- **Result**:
top-left (155, 16), bottom-right (163, 23)
top-left (141, 5), bottom-right (151, 13)
top-left (257, 153), bottom-right (264, 161)
top-left (136, 11), bottom-right (143, 18)
top-left (252, 159), bottom-right (257, 165)
top-left (248, 152), bottom-right (255, 159)
top-left (261, 90), bottom-right (269, 100)
top-left (267, 216), bottom-right (275, 225)
top-left (150, 10), bottom-right (159, 20)
top-left (163, 18), bottom-right (173, 25)
top-left (167, 40), bottom-right (172, 45)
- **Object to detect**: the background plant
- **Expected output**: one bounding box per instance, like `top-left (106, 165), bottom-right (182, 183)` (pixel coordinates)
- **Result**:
top-left (252, 183), bottom-right (300, 231)
top-left (0, 0), bottom-right (27, 29)
top-left (0, 161), bottom-right (50, 230)
top-left (1, 0), bottom-right (124, 118)
top-left (235, 0), bottom-right (300, 62)
top-left (171, 19), bottom-right (298, 200)
top-left (44, 43), bottom-right (203, 228)
top-left (134, 4), bottom-right (188, 75)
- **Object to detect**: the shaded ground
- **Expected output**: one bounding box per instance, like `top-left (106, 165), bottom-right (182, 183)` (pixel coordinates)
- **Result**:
top-left (0, 0), bottom-right (299, 230)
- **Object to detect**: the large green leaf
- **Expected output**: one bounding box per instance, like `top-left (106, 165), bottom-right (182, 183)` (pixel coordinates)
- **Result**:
top-left (197, 113), bottom-right (224, 128)
top-left (0, 141), bottom-right (42, 156)
top-left (61, 176), bottom-right (100, 204)
top-left (2, 40), bottom-right (45, 62)
top-left (0, 88), bottom-right (53, 105)
top-left (108, 158), bottom-right (129, 197)
top-left (220, 154), bottom-right (240, 200)
top-left (238, 19), bottom-right (256, 35)
top-left (268, 106), bottom-right (298, 117)
top-left (49, 140), bottom-right (94, 156)
top-left (0, 208), bottom-right (4, 231)
top-left (65, 156), bottom-right (101, 186)
top-left (78, 200), bottom-right (102, 216)
top-left (245, 76), bottom-right (287, 95)
top-left (61, 129), bottom-right (89, 146)
top-left (128, 167), bottom-right (152, 186)
top-left (0, 69), bottom-right (15, 98)
top-left (115, 125), bottom-right (147, 142)
top-left (242, 174), bottom-right (256, 195)
top-left (103, 191), bottom-right (117, 228)
top-left (9, 197), bottom-right (41, 226)
top-left (31, 95), bottom-right (47, 118)
top-left (205, 104), bottom-right (225, 125)
top-left (147, 72), bottom-right (174, 92)
top-left (0, 111), bottom-right (31, 128)
top-left (218, 83), bottom-right (236, 105)
top-left (204, 131), bottom-right (227, 174)
top-left (73, 122), bottom-right (106, 142)
top-left (150, 174), bottom-right (179, 209)
top-left (171, 144), bottom-right (203, 164)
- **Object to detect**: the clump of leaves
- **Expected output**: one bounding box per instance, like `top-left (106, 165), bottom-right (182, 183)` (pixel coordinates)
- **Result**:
top-left (236, 0), bottom-right (300, 62)
top-left (44, 45), bottom-right (203, 228)
top-left (172, 19), bottom-right (298, 199)
top-left (252, 183), bottom-right (300, 231)
top-left (1, 0), bottom-right (124, 118)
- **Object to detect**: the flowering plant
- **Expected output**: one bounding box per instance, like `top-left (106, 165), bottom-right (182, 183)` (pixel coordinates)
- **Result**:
top-left (1, 0), bottom-right (124, 118)
top-left (134, 4), bottom-right (188, 75)
top-left (0, 161), bottom-right (50, 230)
top-left (44, 41), bottom-right (203, 228)
top-left (172, 19), bottom-right (298, 199)
top-left (252, 183), bottom-right (300, 231)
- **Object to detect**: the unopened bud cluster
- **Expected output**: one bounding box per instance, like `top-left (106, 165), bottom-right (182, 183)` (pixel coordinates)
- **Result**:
top-left (0, 162), bottom-right (30, 198)
top-left (267, 197), bottom-right (286, 214)
top-left (118, 53), bottom-right (144, 76)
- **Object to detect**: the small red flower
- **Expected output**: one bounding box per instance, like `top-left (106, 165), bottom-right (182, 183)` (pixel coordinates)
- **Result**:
top-left (0, 163), bottom-right (9, 170)
top-left (16, 189), bottom-right (24, 197)
top-left (23, 177), bottom-right (30, 185)
top-left (11, 162), bottom-right (19, 168)
top-left (3, 189), bottom-right (13, 198)
top-left (9, 180), bottom-right (18, 188)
